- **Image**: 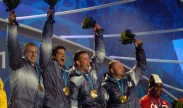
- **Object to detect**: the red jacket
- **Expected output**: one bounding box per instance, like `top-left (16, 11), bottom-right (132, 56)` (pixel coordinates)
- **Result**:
top-left (140, 94), bottom-right (170, 108)
top-left (179, 97), bottom-right (183, 102)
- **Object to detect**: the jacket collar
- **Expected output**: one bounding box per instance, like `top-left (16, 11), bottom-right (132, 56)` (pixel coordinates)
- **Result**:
top-left (104, 73), bottom-right (129, 83)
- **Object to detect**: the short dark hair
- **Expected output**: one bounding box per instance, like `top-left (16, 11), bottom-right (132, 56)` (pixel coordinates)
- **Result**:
top-left (73, 50), bottom-right (87, 63)
top-left (52, 46), bottom-right (66, 56)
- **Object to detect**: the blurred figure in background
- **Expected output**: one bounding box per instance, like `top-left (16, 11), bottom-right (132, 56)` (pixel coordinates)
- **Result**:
top-left (140, 74), bottom-right (170, 108)
top-left (0, 77), bottom-right (7, 108)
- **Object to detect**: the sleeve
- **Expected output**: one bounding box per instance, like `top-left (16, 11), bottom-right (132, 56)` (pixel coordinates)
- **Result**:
top-left (101, 82), bottom-right (109, 102)
top-left (39, 20), bottom-right (53, 69)
top-left (140, 101), bottom-right (149, 108)
top-left (71, 83), bottom-right (78, 108)
top-left (139, 96), bottom-right (150, 108)
top-left (6, 24), bottom-right (24, 71)
top-left (70, 78), bottom-right (80, 108)
top-left (128, 46), bottom-right (147, 85)
top-left (91, 32), bottom-right (105, 65)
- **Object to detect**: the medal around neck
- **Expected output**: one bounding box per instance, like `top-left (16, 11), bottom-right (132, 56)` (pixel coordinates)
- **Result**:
top-left (63, 86), bottom-right (70, 96)
top-left (120, 95), bottom-right (128, 103)
top-left (90, 90), bottom-right (98, 98)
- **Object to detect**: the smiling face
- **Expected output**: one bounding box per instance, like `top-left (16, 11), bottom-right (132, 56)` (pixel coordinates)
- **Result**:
top-left (52, 48), bottom-right (66, 68)
top-left (148, 74), bottom-right (163, 98)
top-left (76, 53), bottom-right (90, 73)
top-left (23, 43), bottom-right (37, 66)
top-left (150, 83), bottom-right (163, 97)
top-left (109, 60), bottom-right (125, 80)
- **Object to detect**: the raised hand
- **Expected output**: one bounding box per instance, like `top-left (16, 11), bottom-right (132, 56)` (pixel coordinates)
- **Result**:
top-left (134, 39), bottom-right (142, 47)
top-left (47, 9), bottom-right (53, 19)
top-left (94, 23), bottom-right (101, 32)
top-left (8, 11), bottom-right (16, 25)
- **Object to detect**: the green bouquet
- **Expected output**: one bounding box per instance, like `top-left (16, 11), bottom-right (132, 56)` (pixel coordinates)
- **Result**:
top-left (44, 0), bottom-right (60, 23)
top-left (172, 100), bottom-right (183, 108)
top-left (82, 16), bottom-right (104, 33)
top-left (3, 0), bottom-right (20, 11)
top-left (44, 0), bottom-right (59, 7)
top-left (119, 29), bottom-right (135, 45)
top-left (3, 0), bottom-right (21, 25)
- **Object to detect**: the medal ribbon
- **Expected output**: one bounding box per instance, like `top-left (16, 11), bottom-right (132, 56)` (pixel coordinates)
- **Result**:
top-left (61, 69), bottom-right (68, 87)
top-left (34, 65), bottom-right (41, 84)
top-left (84, 74), bottom-right (94, 90)
top-left (150, 96), bottom-right (162, 108)
top-left (115, 78), bottom-right (124, 95)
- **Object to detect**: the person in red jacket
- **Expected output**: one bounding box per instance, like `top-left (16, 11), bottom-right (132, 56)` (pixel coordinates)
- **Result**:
top-left (179, 97), bottom-right (183, 102)
top-left (140, 74), bottom-right (170, 108)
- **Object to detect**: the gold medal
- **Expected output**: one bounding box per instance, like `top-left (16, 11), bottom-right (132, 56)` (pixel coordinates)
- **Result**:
top-left (38, 84), bottom-right (43, 92)
top-left (120, 95), bottom-right (128, 103)
top-left (63, 86), bottom-right (70, 96)
top-left (90, 90), bottom-right (98, 98)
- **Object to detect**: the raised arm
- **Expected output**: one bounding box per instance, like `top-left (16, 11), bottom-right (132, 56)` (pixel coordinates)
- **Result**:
top-left (128, 39), bottom-right (147, 85)
top-left (7, 12), bottom-right (24, 71)
top-left (39, 10), bottom-right (54, 69)
top-left (91, 24), bottom-right (105, 64)
top-left (135, 40), bottom-right (146, 71)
